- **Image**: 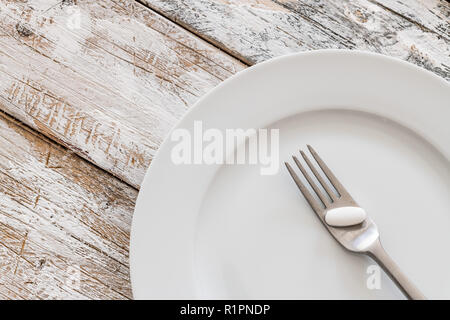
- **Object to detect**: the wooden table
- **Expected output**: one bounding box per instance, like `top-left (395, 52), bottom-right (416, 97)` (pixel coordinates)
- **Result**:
top-left (0, 0), bottom-right (448, 299)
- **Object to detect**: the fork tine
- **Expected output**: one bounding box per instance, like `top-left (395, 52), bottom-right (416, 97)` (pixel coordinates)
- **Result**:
top-left (307, 145), bottom-right (349, 197)
top-left (300, 150), bottom-right (337, 201)
top-left (285, 162), bottom-right (323, 215)
top-left (292, 155), bottom-right (330, 207)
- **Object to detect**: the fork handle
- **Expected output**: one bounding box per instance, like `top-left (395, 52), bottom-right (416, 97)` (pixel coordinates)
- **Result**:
top-left (367, 240), bottom-right (426, 300)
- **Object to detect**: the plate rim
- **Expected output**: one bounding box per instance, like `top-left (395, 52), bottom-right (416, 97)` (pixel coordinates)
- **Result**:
top-left (130, 49), bottom-right (450, 299)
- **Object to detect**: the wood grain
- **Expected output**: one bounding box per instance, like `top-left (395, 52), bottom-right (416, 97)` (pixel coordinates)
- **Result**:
top-left (0, 0), bottom-right (245, 188)
top-left (1, 0), bottom-right (446, 190)
top-left (0, 109), bottom-right (137, 299)
top-left (142, 0), bottom-right (449, 79)
top-left (0, 0), bottom-right (447, 300)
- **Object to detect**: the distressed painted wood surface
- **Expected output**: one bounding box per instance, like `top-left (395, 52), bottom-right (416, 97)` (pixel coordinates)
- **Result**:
top-left (0, 0), bottom-right (245, 188)
top-left (1, 0), bottom-right (447, 190)
top-left (0, 109), bottom-right (137, 299)
top-left (0, 0), bottom-right (447, 300)
top-left (142, 0), bottom-right (449, 80)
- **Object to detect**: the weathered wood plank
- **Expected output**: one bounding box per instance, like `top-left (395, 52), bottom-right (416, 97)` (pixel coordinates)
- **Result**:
top-left (373, 0), bottom-right (449, 38)
top-left (0, 0), bottom-right (245, 188)
top-left (142, 0), bottom-right (449, 80)
top-left (0, 109), bottom-right (137, 299)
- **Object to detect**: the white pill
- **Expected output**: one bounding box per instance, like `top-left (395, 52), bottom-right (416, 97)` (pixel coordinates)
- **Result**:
top-left (325, 206), bottom-right (367, 227)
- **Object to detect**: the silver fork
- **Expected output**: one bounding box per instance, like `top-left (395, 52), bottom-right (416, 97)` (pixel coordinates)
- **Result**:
top-left (285, 145), bottom-right (426, 300)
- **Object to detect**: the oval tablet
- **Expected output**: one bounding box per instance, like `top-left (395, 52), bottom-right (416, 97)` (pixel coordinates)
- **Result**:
top-left (325, 206), bottom-right (367, 227)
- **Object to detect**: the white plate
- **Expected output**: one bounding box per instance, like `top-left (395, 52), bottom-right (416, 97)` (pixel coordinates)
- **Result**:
top-left (130, 50), bottom-right (450, 299)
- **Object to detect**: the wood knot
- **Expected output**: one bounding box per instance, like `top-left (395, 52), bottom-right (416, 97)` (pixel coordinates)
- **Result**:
top-left (353, 9), bottom-right (368, 23)
top-left (38, 258), bottom-right (46, 270)
top-left (61, 0), bottom-right (77, 6)
top-left (16, 23), bottom-right (33, 37)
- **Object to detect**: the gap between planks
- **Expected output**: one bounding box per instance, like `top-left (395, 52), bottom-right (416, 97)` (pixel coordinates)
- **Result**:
top-left (0, 0), bottom-right (246, 189)
top-left (135, 0), bottom-right (253, 66)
